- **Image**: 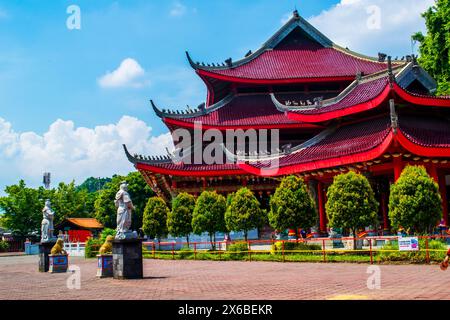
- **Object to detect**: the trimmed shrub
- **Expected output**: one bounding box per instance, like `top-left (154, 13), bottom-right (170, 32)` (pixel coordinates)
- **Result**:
top-left (100, 228), bottom-right (116, 242)
top-left (0, 240), bottom-right (9, 252)
top-left (269, 176), bottom-right (317, 239)
top-left (389, 165), bottom-right (442, 234)
top-left (326, 171), bottom-right (378, 242)
top-left (85, 237), bottom-right (102, 258)
top-left (178, 246), bottom-right (193, 259)
top-left (271, 241), bottom-right (322, 255)
top-left (226, 242), bottom-right (249, 260)
top-left (143, 197), bottom-right (169, 240)
top-left (379, 239), bottom-right (447, 263)
top-left (225, 188), bottom-right (265, 241)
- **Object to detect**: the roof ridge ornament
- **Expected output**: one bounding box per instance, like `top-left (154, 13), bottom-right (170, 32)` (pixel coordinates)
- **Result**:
top-left (293, 9), bottom-right (300, 19)
top-left (378, 52), bottom-right (387, 62)
top-left (389, 99), bottom-right (398, 134)
top-left (387, 56), bottom-right (395, 88)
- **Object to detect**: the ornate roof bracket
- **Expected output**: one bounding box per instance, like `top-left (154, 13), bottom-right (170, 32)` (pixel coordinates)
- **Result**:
top-left (150, 93), bottom-right (234, 119)
top-left (389, 99), bottom-right (398, 134)
top-left (270, 93), bottom-right (319, 112)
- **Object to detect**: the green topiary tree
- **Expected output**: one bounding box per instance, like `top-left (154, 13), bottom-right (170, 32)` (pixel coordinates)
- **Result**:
top-left (192, 191), bottom-right (226, 250)
top-left (225, 187), bottom-right (265, 241)
top-left (326, 171), bottom-right (379, 248)
top-left (269, 175), bottom-right (317, 239)
top-left (168, 192), bottom-right (196, 245)
top-left (142, 197), bottom-right (169, 242)
top-left (389, 165), bottom-right (442, 234)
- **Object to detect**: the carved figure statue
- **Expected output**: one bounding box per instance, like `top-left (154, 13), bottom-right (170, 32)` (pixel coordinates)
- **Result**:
top-left (41, 199), bottom-right (55, 243)
top-left (115, 181), bottom-right (135, 240)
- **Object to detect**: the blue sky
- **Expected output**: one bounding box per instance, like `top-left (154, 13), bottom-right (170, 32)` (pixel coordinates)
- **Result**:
top-left (0, 0), bottom-right (338, 136)
top-left (0, 0), bottom-right (434, 191)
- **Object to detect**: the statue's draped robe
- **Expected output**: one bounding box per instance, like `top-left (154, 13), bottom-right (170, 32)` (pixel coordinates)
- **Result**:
top-left (41, 206), bottom-right (54, 242)
top-left (115, 189), bottom-right (132, 238)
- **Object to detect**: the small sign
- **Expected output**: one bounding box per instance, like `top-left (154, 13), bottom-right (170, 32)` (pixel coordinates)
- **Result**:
top-left (398, 237), bottom-right (419, 251)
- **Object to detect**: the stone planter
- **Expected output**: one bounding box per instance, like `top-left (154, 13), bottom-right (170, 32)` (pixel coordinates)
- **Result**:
top-left (112, 238), bottom-right (143, 280)
top-left (97, 254), bottom-right (113, 278)
top-left (49, 254), bottom-right (68, 273)
top-left (38, 241), bottom-right (56, 272)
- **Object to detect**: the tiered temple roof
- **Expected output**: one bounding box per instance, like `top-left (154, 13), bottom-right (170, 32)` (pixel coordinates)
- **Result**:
top-left (186, 12), bottom-right (402, 82)
top-left (124, 10), bottom-right (450, 206)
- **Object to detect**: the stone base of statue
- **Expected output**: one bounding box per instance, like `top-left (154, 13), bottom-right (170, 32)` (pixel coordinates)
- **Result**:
top-left (49, 254), bottom-right (68, 273)
top-left (97, 254), bottom-right (113, 278)
top-left (38, 240), bottom-right (56, 272)
top-left (112, 238), bottom-right (143, 280)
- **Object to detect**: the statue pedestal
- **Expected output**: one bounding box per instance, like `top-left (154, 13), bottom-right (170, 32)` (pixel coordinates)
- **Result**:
top-left (49, 254), bottom-right (68, 273)
top-left (38, 241), bottom-right (56, 272)
top-left (112, 238), bottom-right (143, 280)
top-left (97, 254), bottom-right (113, 278)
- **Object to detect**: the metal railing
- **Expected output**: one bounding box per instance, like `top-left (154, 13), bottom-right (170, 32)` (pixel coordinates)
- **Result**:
top-left (141, 235), bottom-right (450, 264)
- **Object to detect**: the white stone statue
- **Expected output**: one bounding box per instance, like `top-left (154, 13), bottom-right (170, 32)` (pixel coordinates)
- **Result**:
top-left (41, 199), bottom-right (55, 243)
top-left (115, 181), bottom-right (136, 240)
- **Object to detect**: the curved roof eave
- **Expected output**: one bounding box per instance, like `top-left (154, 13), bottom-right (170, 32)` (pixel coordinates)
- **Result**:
top-left (237, 130), bottom-right (395, 177)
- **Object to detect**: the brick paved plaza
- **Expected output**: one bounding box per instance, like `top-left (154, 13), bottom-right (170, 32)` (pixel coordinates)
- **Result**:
top-left (0, 256), bottom-right (449, 300)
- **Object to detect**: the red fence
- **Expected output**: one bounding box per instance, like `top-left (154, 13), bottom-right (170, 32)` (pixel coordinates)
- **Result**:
top-left (142, 235), bottom-right (450, 264)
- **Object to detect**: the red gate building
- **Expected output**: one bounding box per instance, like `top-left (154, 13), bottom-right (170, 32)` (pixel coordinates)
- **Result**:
top-left (124, 11), bottom-right (450, 235)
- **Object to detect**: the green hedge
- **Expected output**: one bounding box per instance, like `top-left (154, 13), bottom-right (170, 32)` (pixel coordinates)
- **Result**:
top-left (85, 229), bottom-right (117, 258)
top-left (378, 239), bottom-right (447, 263)
top-left (226, 242), bottom-right (248, 259)
top-left (271, 241), bottom-right (322, 255)
top-left (85, 238), bottom-right (102, 258)
top-left (0, 240), bottom-right (9, 252)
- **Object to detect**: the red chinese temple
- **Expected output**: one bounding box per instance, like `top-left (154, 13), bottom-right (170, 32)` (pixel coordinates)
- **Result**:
top-left (124, 11), bottom-right (450, 235)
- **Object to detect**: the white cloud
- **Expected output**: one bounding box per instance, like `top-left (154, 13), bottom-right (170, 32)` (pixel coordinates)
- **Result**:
top-left (308, 0), bottom-right (434, 56)
top-left (98, 58), bottom-right (149, 88)
top-left (169, 2), bottom-right (187, 17)
top-left (0, 116), bottom-right (173, 190)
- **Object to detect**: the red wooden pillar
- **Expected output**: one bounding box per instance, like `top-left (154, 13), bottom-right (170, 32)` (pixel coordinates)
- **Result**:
top-left (438, 172), bottom-right (449, 226)
top-left (318, 181), bottom-right (327, 233)
top-left (393, 156), bottom-right (404, 181)
top-left (381, 192), bottom-right (389, 231)
top-left (427, 163), bottom-right (439, 183)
